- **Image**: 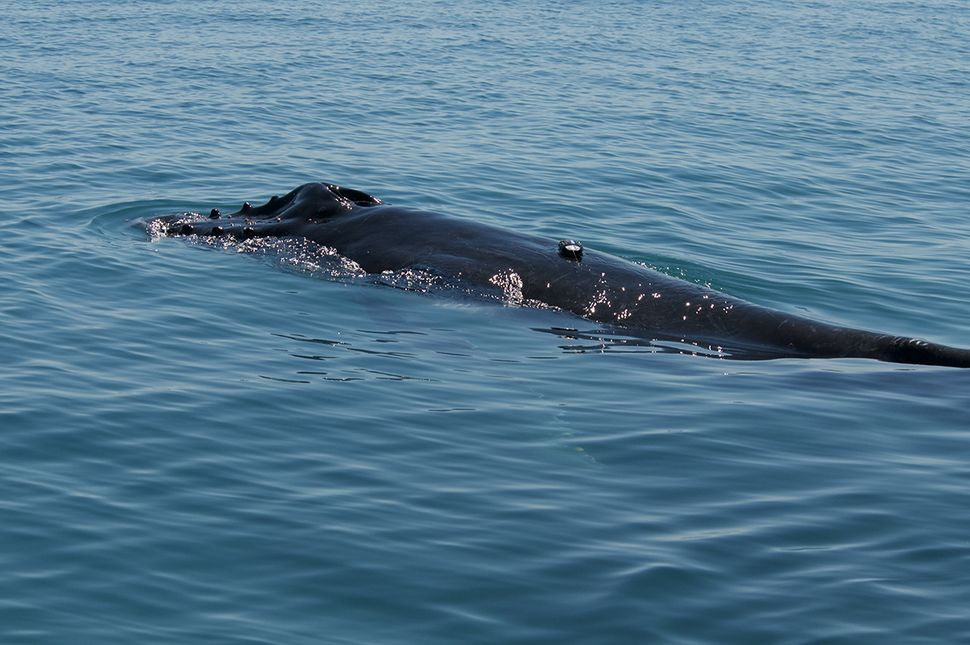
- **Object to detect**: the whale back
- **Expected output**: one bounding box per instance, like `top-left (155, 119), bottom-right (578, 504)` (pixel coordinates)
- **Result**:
top-left (151, 183), bottom-right (970, 368)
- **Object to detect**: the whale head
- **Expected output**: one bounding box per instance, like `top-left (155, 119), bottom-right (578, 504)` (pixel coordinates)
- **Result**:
top-left (157, 181), bottom-right (383, 239)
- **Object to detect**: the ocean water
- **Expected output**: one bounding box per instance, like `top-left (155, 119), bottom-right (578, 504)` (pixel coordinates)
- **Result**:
top-left (2, 0), bottom-right (970, 642)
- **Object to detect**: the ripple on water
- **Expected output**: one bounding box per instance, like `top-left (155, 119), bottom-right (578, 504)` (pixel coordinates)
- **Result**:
top-left (2, 0), bottom-right (970, 642)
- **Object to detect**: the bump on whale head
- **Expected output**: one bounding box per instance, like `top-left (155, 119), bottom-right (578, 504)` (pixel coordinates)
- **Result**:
top-left (231, 182), bottom-right (383, 222)
top-left (233, 182), bottom-right (382, 220)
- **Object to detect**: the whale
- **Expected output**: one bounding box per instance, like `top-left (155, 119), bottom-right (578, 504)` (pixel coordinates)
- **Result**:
top-left (155, 181), bottom-right (970, 367)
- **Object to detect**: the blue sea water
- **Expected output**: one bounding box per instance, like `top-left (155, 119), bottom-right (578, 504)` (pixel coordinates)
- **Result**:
top-left (2, 0), bottom-right (970, 642)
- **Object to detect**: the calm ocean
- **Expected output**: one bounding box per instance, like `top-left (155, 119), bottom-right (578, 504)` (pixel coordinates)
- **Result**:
top-left (2, 1), bottom-right (969, 642)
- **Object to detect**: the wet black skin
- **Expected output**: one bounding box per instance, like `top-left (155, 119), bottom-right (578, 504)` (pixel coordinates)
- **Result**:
top-left (159, 182), bottom-right (970, 367)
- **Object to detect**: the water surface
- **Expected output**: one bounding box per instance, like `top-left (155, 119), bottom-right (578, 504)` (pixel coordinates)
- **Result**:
top-left (2, 1), bottom-right (969, 643)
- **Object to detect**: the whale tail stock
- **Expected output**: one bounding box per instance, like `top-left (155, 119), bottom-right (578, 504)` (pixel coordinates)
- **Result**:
top-left (869, 335), bottom-right (970, 368)
top-left (669, 307), bottom-right (970, 367)
top-left (763, 316), bottom-right (970, 367)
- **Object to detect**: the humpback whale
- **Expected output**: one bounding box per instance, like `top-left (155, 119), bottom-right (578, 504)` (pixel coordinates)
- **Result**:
top-left (154, 182), bottom-right (970, 367)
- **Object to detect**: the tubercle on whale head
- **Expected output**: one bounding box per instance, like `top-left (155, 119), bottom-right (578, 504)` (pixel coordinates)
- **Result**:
top-left (165, 219), bottom-right (261, 240)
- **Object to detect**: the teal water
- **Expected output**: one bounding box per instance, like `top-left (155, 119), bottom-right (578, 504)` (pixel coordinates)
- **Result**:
top-left (3, 1), bottom-right (970, 642)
